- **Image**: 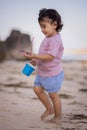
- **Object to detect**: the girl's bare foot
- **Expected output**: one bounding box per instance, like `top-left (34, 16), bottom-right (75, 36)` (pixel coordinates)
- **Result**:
top-left (46, 117), bottom-right (61, 124)
top-left (41, 110), bottom-right (54, 120)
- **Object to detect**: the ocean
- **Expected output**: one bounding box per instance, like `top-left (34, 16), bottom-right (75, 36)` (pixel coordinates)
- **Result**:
top-left (63, 54), bottom-right (87, 61)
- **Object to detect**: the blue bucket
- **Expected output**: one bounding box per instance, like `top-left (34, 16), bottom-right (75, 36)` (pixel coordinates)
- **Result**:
top-left (22, 63), bottom-right (35, 76)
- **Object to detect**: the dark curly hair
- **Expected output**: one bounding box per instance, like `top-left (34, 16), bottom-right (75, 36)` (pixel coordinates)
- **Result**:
top-left (38, 8), bottom-right (63, 32)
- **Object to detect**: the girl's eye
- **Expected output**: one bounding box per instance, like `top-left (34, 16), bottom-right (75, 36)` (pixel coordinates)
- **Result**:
top-left (41, 25), bottom-right (46, 29)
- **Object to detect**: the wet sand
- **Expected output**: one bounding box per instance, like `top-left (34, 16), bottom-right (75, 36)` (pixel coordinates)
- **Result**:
top-left (0, 60), bottom-right (87, 130)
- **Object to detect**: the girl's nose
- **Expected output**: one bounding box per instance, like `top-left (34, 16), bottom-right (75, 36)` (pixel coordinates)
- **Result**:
top-left (41, 28), bottom-right (44, 33)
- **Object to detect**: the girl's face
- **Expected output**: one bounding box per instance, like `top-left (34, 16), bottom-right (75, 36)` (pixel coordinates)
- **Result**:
top-left (39, 18), bottom-right (57, 37)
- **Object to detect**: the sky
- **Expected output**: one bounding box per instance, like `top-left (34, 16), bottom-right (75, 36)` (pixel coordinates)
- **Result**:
top-left (0, 0), bottom-right (87, 56)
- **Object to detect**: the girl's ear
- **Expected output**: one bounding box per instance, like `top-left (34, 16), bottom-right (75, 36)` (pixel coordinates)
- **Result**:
top-left (53, 21), bottom-right (57, 28)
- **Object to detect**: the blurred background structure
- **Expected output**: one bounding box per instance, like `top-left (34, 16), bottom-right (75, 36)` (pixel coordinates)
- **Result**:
top-left (0, 29), bottom-right (31, 61)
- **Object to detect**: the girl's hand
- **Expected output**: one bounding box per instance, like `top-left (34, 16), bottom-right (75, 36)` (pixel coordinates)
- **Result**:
top-left (23, 52), bottom-right (34, 60)
top-left (30, 59), bottom-right (37, 66)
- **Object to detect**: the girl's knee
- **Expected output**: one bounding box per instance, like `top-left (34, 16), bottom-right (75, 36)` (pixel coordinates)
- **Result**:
top-left (33, 86), bottom-right (43, 94)
top-left (49, 92), bottom-right (58, 99)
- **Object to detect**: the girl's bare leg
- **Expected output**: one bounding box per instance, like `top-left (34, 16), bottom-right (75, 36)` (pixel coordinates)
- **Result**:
top-left (33, 86), bottom-right (54, 120)
top-left (47, 92), bottom-right (62, 124)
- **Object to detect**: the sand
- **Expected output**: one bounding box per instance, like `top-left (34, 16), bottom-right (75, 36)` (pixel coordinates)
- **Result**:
top-left (0, 60), bottom-right (87, 130)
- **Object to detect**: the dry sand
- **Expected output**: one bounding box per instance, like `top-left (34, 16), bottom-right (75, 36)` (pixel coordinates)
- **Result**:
top-left (0, 60), bottom-right (87, 130)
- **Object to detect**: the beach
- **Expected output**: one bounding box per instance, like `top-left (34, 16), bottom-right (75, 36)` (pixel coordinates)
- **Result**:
top-left (0, 60), bottom-right (87, 130)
